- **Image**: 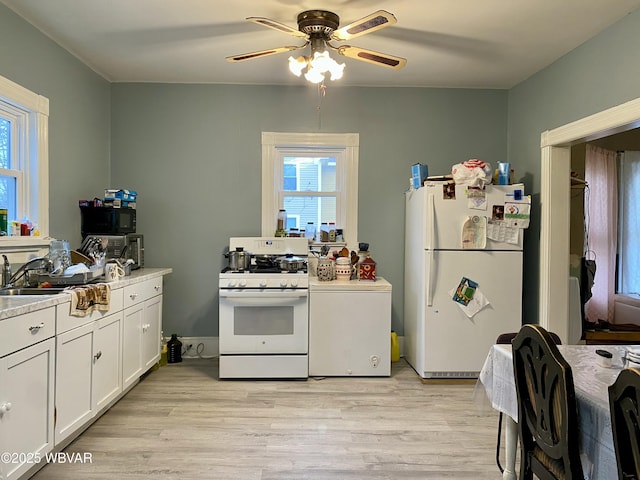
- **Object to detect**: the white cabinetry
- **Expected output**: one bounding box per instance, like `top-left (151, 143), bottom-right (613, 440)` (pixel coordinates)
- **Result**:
top-left (309, 278), bottom-right (392, 376)
top-left (0, 269), bottom-right (169, 480)
top-left (122, 278), bottom-right (163, 389)
top-left (55, 289), bottom-right (124, 446)
top-left (0, 307), bottom-right (56, 480)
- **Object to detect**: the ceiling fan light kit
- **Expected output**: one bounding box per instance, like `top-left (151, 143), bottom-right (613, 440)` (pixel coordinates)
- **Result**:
top-left (288, 36), bottom-right (345, 84)
top-left (226, 9), bottom-right (406, 84)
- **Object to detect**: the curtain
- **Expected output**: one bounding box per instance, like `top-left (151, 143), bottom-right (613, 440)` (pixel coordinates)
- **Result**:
top-left (584, 144), bottom-right (617, 323)
top-left (619, 151), bottom-right (640, 295)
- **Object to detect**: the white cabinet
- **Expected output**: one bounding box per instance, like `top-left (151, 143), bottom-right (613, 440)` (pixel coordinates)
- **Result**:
top-left (0, 269), bottom-right (169, 480)
top-left (309, 278), bottom-right (392, 376)
top-left (55, 311), bottom-right (123, 445)
top-left (0, 307), bottom-right (55, 480)
top-left (122, 277), bottom-right (163, 389)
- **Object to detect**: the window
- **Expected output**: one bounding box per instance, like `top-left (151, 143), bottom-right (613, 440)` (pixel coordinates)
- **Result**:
top-left (0, 74), bottom-right (49, 248)
top-left (617, 150), bottom-right (640, 295)
top-left (262, 132), bottom-right (358, 246)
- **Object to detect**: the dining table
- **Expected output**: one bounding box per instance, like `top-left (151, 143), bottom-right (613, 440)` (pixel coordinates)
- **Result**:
top-left (476, 343), bottom-right (630, 480)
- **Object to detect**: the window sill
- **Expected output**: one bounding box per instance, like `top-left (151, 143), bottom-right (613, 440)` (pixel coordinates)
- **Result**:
top-left (615, 293), bottom-right (640, 309)
top-left (0, 237), bottom-right (52, 262)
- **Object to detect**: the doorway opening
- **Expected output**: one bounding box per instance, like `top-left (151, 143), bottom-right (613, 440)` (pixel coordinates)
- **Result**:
top-left (539, 98), bottom-right (640, 343)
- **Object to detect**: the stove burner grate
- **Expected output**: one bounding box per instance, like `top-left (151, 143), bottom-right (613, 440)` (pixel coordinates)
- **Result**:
top-left (221, 265), bottom-right (307, 274)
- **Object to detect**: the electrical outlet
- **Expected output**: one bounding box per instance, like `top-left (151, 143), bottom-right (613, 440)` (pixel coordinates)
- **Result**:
top-left (370, 355), bottom-right (379, 368)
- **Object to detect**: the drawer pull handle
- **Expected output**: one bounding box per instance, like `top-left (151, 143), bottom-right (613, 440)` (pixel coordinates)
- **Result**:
top-left (0, 402), bottom-right (12, 414)
top-left (29, 322), bottom-right (45, 332)
top-left (129, 293), bottom-right (138, 300)
top-left (94, 351), bottom-right (102, 361)
top-left (154, 285), bottom-right (161, 291)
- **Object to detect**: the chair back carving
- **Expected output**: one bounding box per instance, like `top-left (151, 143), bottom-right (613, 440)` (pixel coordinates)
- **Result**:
top-left (609, 367), bottom-right (640, 480)
top-left (512, 324), bottom-right (583, 479)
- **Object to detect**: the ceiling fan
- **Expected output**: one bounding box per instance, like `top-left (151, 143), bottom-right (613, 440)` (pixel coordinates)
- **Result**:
top-left (226, 9), bottom-right (407, 82)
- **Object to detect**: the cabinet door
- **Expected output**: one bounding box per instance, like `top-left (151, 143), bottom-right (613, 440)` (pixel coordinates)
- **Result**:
top-left (122, 304), bottom-right (143, 390)
top-left (142, 295), bottom-right (162, 370)
top-left (0, 338), bottom-right (55, 480)
top-left (55, 322), bottom-right (94, 445)
top-left (93, 313), bottom-right (123, 411)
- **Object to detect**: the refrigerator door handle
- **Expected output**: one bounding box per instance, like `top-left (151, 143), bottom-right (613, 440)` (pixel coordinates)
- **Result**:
top-left (426, 192), bottom-right (435, 250)
top-left (426, 250), bottom-right (434, 307)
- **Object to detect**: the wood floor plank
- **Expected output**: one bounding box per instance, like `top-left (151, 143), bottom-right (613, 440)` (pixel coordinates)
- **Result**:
top-left (31, 358), bottom-right (504, 480)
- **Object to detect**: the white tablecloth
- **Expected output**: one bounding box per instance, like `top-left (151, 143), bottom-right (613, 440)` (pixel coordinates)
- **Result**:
top-left (477, 344), bottom-right (627, 479)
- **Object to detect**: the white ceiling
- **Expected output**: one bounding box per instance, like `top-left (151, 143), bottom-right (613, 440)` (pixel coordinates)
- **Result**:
top-left (3, 0), bottom-right (640, 88)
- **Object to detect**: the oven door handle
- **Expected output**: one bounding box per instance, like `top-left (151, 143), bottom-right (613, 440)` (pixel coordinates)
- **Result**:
top-left (219, 290), bottom-right (308, 300)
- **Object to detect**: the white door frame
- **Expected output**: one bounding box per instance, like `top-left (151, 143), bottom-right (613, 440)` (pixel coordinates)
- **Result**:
top-left (539, 97), bottom-right (640, 343)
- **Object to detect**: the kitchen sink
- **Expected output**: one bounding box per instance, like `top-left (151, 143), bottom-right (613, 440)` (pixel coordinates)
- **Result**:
top-left (0, 287), bottom-right (68, 296)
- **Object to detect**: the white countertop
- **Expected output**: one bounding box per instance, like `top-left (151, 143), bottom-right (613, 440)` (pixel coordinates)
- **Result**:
top-left (0, 267), bottom-right (172, 321)
top-left (309, 276), bottom-right (391, 291)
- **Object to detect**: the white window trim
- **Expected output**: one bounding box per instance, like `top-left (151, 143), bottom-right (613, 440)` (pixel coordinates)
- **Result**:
top-left (261, 132), bottom-right (359, 247)
top-left (0, 74), bottom-right (51, 257)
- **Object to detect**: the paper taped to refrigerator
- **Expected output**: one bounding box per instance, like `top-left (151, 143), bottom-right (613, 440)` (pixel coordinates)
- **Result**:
top-left (487, 220), bottom-right (520, 244)
top-left (450, 277), bottom-right (490, 318)
top-left (504, 195), bottom-right (531, 229)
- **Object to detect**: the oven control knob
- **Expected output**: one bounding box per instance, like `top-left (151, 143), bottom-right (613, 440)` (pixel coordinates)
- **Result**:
top-left (239, 280), bottom-right (247, 288)
top-left (280, 279), bottom-right (288, 288)
top-left (259, 280), bottom-right (267, 288)
top-left (290, 279), bottom-right (298, 287)
top-left (227, 280), bottom-right (237, 288)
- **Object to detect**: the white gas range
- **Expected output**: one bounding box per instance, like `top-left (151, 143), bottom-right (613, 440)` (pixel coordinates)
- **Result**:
top-left (218, 237), bottom-right (309, 379)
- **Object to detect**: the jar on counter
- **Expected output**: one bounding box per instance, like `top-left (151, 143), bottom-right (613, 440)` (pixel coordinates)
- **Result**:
top-left (328, 222), bottom-right (336, 242)
top-left (275, 209), bottom-right (287, 237)
top-left (316, 257), bottom-right (335, 281)
top-left (305, 222), bottom-right (315, 240)
top-left (320, 223), bottom-right (329, 242)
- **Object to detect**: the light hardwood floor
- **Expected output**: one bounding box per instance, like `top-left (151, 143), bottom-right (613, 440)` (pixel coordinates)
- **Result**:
top-left (32, 358), bottom-right (504, 479)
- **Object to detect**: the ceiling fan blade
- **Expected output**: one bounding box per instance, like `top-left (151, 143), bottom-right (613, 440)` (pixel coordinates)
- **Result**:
top-left (337, 45), bottom-right (406, 69)
top-left (247, 16), bottom-right (308, 38)
top-left (226, 44), bottom-right (306, 63)
top-left (332, 10), bottom-right (397, 41)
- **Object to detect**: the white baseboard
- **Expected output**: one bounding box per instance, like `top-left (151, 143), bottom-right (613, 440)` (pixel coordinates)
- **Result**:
top-left (163, 335), bottom-right (405, 360)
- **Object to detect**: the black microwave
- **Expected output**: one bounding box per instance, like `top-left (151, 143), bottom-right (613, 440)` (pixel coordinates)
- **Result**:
top-left (80, 206), bottom-right (136, 237)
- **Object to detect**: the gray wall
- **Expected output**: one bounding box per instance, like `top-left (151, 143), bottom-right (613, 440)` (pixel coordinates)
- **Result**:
top-left (110, 85), bottom-right (507, 336)
top-left (507, 8), bottom-right (640, 325)
top-left (0, 5), bottom-right (111, 245)
top-left (3, 1), bottom-right (640, 339)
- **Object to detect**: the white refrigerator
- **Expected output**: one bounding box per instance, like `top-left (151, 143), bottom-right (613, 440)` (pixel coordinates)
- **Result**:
top-left (404, 181), bottom-right (524, 378)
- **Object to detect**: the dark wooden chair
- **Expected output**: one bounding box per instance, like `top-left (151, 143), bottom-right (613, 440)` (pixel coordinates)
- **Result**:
top-left (494, 330), bottom-right (562, 474)
top-left (512, 324), bottom-right (583, 479)
top-left (608, 367), bottom-right (640, 479)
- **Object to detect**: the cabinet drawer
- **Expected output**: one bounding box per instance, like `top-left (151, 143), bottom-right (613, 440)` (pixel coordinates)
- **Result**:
top-left (56, 288), bottom-right (124, 334)
top-left (0, 307), bottom-right (55, 357)
top-left (123, 278), bottom-right (163, 309)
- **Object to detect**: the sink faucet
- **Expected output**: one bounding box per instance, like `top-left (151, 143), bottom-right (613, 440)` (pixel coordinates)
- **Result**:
top-left (2, 255), bottom-right (10, 287)
top-left (4, 256), bottom-right (53, 288)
